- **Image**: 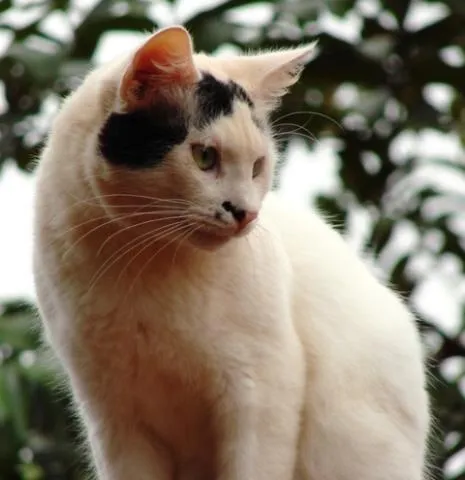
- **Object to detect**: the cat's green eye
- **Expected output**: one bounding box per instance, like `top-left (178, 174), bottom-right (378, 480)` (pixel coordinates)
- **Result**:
top-left (253, 157), bottom-right (265, 178)
top-left (192, 144), bottom-right (219, 171)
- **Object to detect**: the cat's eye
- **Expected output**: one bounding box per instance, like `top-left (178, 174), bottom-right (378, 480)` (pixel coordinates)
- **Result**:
top-left (253, 157), bottom-right (265, 178)
top-left (191, 144), bottom-right (219, 171)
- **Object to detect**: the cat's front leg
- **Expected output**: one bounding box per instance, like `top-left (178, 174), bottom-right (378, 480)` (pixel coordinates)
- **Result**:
top-left (82, 407), bottom-right (174, 480)
top-left (215, 376), bottom-right (258, 480)
top-left (63, 354), bottom-right (175, 480)
top-left (215, 355), bottom-right (305, 480)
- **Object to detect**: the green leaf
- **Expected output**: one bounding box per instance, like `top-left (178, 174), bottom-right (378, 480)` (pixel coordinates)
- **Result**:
top-left (6, 43), bottom-right (64, 86)
top-left (0, 365), bottom-right (28, 443)
top-left (17, 462), bottom-right (44, 480)
top-left (0, 0), bottom-right (13, 14)
top-left (325, 0), bottom-right (356, 17)
top-left (315, 195), bottom-right (348, 232)
top-left (0, 310), bottom-right (38, 351)
top-left (369, 217), bottom-right (395, 255)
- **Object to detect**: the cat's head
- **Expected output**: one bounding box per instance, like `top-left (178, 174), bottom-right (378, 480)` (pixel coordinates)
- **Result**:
top-left (95, 26), bottom-right (315, 250)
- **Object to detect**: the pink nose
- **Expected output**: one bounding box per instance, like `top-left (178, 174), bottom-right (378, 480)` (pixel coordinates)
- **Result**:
top-left (237, 210), bottom-right (258, 231)
top-left (222, 201), bottom-right (258, 229)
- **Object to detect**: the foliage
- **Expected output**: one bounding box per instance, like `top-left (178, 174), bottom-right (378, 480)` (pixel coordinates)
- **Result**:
top-left (0, 301), bottom-right (82, 479)
top-left (1, 0), bottom-right (465, 478)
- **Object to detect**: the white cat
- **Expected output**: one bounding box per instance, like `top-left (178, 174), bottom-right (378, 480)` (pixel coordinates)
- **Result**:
top-left (33, 26), bottom-right (430, 480)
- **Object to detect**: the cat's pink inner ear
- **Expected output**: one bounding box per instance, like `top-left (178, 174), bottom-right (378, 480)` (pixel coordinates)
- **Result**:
top-left (120, 26), bottom-right (199, 108)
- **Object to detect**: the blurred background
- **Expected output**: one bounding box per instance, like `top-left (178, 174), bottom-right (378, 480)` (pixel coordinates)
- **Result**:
top-left (0, 0), bottom-right (465, 478)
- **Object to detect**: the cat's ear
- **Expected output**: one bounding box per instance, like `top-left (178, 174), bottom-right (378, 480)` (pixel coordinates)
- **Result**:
top-left (247, 43), bottom-right (317, 113)
top-left (120, 26), bottom-right (200, 109)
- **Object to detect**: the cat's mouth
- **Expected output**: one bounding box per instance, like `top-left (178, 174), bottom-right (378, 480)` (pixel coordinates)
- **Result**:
top-left (188, 218), bottom-right (256, 250)
top-left (189, 230), bottom-right (231, 250)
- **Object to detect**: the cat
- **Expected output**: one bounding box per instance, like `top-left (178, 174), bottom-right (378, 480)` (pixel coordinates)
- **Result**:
top-left (33, 25), bottom-right (430, 480)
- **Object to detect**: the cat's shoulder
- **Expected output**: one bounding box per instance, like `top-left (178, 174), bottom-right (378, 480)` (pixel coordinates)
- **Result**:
top-left (262, 192), bottom-right (334, 238)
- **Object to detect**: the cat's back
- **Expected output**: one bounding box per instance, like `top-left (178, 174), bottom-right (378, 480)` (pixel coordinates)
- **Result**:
top-left (262, 192), bottom-right (377, 294)
top-left (261, 193), bottom-right (430, 478)
top-left (262, 191), bottom-right (411, 321)
top-left (261, 191), bottom-right (426, 391)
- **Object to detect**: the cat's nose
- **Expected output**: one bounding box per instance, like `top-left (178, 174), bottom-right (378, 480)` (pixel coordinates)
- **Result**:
top-left (222, 201), bottom-right (245, 222)
top-left (222, 201), bottom-right (258, 229)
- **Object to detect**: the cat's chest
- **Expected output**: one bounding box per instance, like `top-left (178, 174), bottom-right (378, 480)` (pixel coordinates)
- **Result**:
top-left (85, 254), bottom-right (289, 374)
top-left (127, 269), bottom-right (272, 357)
top-left (75, 231), bottom-right (293, 386)
top-left (73, 246), bottom-right (295, 471)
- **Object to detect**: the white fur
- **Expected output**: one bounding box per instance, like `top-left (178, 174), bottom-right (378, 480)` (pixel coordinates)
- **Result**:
top-left (33, 27), bottom-right (430, 480)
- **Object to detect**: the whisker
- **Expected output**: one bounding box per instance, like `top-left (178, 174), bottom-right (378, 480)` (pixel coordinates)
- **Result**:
top-left (115, 221), bottom-right (193, 287)
top-left (57, 208), bottom-right (188, 240)
top-left (87, 221), bottom-right (192, 292)
top-left (86, 230), bottom-right (159, 292)
top-left (273, 130), bottom-right (319, 144)
top-left (272, 110), bottom-right (344, 132)
top-left (96, 213), bottom-right (190, 256)
top-left (65, 192), bottom-right (195, 208)
top-left (62, 191), bottom-right (195, 222)
top-left (273, 122), bottom-right (319, 142)
top-left (275, 121), bottom-right (311, 130)
top-left (272, 110), bottom-right (313, 126)
top-left (170, 223), bottom-right (201, 269)
top-left (125, 223), bottom-right (199, 298)
top-left (61, 209), bottom-right (190, 258)
top-left (255, 222), bottom-right (279, 245)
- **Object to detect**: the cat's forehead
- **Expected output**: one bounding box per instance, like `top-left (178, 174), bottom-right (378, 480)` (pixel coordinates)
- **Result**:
top-left (197, 100), bottom-right (266, 159)
top-left (193, 71), bottom-right (260, 130)
top-left (193, 53), bottom-right (255, 94)
top-left (190, 67), bottom-right (265, 156)
top-left (191, 54), bottom-right (263, 131)
top-left (193, 53), bottom-right (232, 80)
top-left (193, 53), bottom-right (250, 82)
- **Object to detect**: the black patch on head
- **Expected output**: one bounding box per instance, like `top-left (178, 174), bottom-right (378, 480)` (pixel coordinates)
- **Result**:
top-left (98, 102), bottom-right (188, 169)
top-left (195, 73), bottom-right (254, 128)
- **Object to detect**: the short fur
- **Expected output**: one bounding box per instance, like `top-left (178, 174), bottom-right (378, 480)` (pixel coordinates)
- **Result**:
top-left (33, 26), bottom-right (430, 480)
